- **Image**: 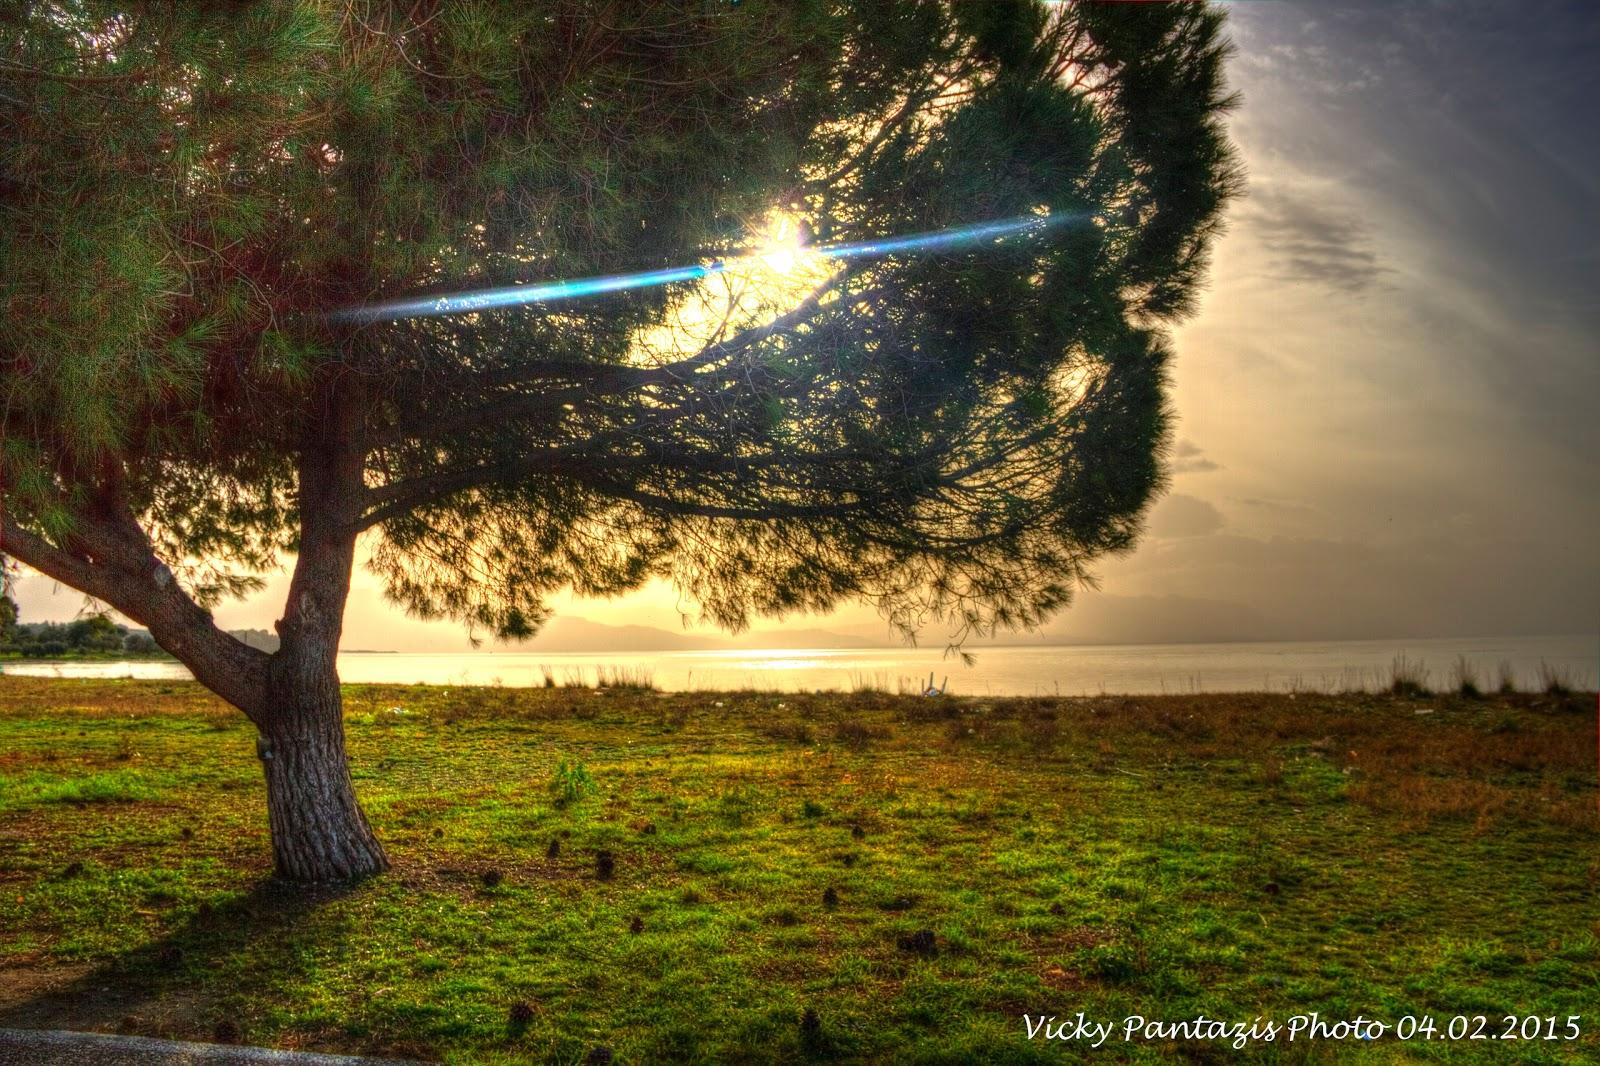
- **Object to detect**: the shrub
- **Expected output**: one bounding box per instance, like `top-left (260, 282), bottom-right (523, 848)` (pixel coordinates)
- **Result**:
top-left (595, 665), bottom-right (656, 691)
top-left (1537, 660), bottom-right (1574, 697)
top-left (1389, 654), bottom-right (1430, 698)
top-left (1496, 660), bottom-right (1518, 695)
top-left (848, 671), bottom-right (890, 694)
top-left (1451, 656), bottom-right (1483, 699)
top-left (549, 759), bottom-right (596, 807)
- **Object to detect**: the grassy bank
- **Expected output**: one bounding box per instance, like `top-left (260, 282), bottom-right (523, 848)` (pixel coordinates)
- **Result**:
top-left (0, 677), bottom-right (1595, 1064)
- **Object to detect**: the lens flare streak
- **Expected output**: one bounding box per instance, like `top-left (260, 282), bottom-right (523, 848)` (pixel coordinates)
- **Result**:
top-left (330, 214), bottom-right (1075, 325)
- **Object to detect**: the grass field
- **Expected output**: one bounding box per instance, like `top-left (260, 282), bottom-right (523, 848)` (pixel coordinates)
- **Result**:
top-left (0, 676), bottom-right (1595, 1064)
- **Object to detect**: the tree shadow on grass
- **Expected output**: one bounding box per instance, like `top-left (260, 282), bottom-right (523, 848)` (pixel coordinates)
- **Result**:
top-left (0, 875), bottom-right (408, 1055)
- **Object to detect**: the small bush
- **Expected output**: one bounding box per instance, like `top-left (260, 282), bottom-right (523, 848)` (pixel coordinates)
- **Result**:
top-left (595, 665), bottom-right (656, 691)
top-left (549, 759), bottom-right (596, 807)
top-left (1537, 660), bottom-right (1574, 697)
top-left (1022, 712), bottom-right (1062, 747)
top-left (1496, 660), bottom-right (1518, 695)
top-left (799, 1007), bottom-right (832, 1056)
top-left (1089, 943), bottom-right (1139, 982)
top-left (1451, 656), bottom-right (1483, 699)
top-left (848, 671), bottom-right (890, 694)
top-left (1389, 654), bottom-right (1431, 698)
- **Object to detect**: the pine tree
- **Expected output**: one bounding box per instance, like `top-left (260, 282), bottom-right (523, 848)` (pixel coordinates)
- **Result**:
top-left (2, 1), bottom-right (1240, 881)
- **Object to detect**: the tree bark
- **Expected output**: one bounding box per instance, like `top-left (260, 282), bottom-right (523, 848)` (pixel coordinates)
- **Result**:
top-left (257, 536), bottom-right (388, 881)
top-left (256, 372), bottom-right (389, 881)
top-left (257, 662), bottom-right (387, 881)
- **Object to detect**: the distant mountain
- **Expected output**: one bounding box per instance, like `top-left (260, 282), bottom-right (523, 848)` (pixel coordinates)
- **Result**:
top-left (727, 627), bottom-right (881, 650)
top-left (521, 617), bottom-right (717, 652)
top-left (512, 616), bottom-right (883, 653)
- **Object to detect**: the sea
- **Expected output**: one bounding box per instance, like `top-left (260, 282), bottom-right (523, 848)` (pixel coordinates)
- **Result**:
top-left (3, 633), bottom-right (1594, 698)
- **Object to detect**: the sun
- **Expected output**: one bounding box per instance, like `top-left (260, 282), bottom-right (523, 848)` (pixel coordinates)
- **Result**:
top-left (752, 213), bottom-right (811, 276)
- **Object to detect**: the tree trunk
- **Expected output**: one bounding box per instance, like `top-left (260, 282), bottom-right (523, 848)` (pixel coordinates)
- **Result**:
top-left (258, 652), bottom-right (388, 882)
top-left (254, 370), bottom-right (387, 882)
top-left (4, 371), bottom-right (388, 883)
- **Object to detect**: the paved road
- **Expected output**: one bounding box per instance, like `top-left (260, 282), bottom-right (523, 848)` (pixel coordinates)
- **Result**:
top-left (0, 1029), bottom-right (429, 1065)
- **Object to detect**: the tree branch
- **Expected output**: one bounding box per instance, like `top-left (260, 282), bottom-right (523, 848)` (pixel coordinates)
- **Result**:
top-left (378, 276), bottom-right (862, 447)
top-left (2, 514), bottom-right (270, 721)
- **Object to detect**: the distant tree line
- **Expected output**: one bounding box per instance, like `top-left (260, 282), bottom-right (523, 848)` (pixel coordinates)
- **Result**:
top-left (0, 593), bottom-right (278, 659)
top-left (0, 606), bottom-right (160, 659)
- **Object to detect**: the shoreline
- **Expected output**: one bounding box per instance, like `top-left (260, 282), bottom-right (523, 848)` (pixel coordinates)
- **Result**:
top-left (3, 656), bottom-right (1594, 700)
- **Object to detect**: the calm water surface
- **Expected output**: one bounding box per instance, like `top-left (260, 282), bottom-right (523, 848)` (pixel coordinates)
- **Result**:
top-left (4, 634), bottom-right (1594, 697)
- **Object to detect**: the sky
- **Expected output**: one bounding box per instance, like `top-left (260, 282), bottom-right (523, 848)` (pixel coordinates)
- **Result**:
top-left (13, 0), bottom-right (1599, 650)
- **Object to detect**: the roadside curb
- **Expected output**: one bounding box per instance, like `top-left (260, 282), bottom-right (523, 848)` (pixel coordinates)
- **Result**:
top-left (0, 1029), bottom-right (430, 1065)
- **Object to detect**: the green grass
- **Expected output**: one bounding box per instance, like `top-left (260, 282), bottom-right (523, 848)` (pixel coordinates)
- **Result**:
top-left (0, 677), bottom-right (1595, 1064)
top-left (0, 768), bottom-right (164, 810)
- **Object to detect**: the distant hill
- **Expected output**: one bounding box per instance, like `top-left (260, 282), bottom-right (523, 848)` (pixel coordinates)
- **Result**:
top-left (729, 627), bottom-right (881, 650)
top-left (524, 617), bottom-right (721, 652)
top-left (514, 616), bottom-right (881, 653)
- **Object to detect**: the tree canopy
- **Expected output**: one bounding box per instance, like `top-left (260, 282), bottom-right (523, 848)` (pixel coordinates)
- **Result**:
top-left (3, 0), bottom-right (1239, 646)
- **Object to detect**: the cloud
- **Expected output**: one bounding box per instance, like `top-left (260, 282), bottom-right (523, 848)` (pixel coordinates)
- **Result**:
top-left (1225, 0), bottom-right (1599, 467)
top-left (1146, 494), bottom-right (1225, 539)
top-left (1169, 439), bottom-right (1221, 474)
top-left (1242, 185), bottom-right (1391, 293)
top-left (1233, 496), bottom-right (1316, 515)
